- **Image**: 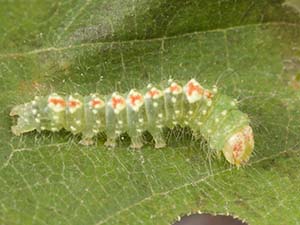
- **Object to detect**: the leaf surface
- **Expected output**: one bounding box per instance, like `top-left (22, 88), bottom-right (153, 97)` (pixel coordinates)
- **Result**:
top-left (1, 1), bottom-right (300, 224)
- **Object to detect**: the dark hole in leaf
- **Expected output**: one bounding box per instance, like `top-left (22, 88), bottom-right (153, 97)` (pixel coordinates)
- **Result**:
top-left (173, 213), bottom-right (248, 225)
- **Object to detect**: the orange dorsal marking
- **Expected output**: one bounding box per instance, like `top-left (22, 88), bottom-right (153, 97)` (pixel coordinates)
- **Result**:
top-left (187, 82), bottom-right (203, 96)
top-left (170, 84), bottom-right (179, 93)
top-left (49, 98), bottom-right (66, 107)
top-left (91, 99), bottom-right (103, 107)
top-left (244, 132), bottom-right (251, 141)
top-left (204, 90), bottom-right (213, 99)
top-left (68, 100), bottom-right (81, 108)
top-left (112, 97), bottom-right (125, 109)
top-left (130, 94), bottom-right (142, 106)
top-left (233, 140), bottom-right (243, 158)
top-left (148, 89), bottom-right (160, 98)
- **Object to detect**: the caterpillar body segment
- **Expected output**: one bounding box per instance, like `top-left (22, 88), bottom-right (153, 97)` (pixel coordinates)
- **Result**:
top-left (10, 79), bottom-right (254, 166)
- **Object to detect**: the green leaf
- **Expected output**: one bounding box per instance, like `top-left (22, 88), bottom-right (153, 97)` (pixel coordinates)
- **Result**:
top-left (1, 1), bottom-right (300, 224)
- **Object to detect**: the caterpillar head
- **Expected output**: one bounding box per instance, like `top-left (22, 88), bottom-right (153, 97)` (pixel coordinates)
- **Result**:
top-left (222, 126), bottom-right (254, 166)
top-left (10, 103), bottom-right (37, 136)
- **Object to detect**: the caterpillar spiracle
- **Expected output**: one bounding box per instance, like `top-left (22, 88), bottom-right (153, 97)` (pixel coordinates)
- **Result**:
top-left (10, 79), bottom-right (254, 166)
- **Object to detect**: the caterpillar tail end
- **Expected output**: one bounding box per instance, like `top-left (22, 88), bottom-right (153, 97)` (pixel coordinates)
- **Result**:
top-left (222, 126), bottom-right (254, 166)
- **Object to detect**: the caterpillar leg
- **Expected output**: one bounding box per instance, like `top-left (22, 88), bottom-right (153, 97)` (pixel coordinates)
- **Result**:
top-left (11, 122), bottom-right (36, 136)
top-left (80, 130), bottom-right (96, 145)
top-left (79, 137), bottom-right (94, 146)
top-left (130, 135), bottom-right (143, 149)
top-left (152, 131), bottom-right (166, 149)
top-left (11, 125), bottom-right (22, 136)
top-left (105, 136), bottom-right (117, 148)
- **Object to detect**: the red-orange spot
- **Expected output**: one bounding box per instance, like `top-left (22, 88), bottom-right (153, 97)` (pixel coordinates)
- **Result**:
top-left (130, 94), bottom-right (142, 106)
top-left (112, 97), bottom-right (125, 109)
top-left (91, 99), bottom-right (103, 107)
top-left (244, 132), bottom-right (249, 141)
top-left (148, 89), bottom-right (160, 98)
top-left (68, 100), bottom-right (81, 108)
top-left (187, 82), bottom-right (203, 96)
top-left (204, 90), bottom-right (213, 99)
top-left (243, 130), bottom-right (253, 143)
top-left (170, 84), bottom-right (180, 93)
top-left (233, 140), bottom-right (243, 158)
top-left (48, 98), bottom-right (66, 107)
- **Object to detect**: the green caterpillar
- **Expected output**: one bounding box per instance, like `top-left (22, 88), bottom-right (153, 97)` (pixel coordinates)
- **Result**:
top-left (10, 79), bottom-right (254, 166)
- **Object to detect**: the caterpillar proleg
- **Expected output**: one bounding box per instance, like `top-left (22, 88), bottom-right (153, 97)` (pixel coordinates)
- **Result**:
top-left (10, 79), bottom-right (254, 166)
